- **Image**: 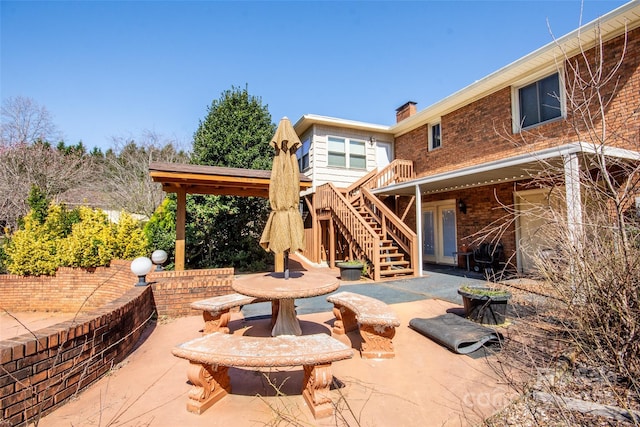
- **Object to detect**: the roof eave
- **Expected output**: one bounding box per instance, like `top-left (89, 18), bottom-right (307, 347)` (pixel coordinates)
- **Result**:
top-left (390, 2), bottom-right (640, 137)
top-left (293, 114), bottom-right (392, 136)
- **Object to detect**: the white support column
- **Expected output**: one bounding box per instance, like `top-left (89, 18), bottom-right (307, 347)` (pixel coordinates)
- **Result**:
top-left (415, 185), bottom-right (423, 276)
top-left (564, 152), bottom-right (583, 246)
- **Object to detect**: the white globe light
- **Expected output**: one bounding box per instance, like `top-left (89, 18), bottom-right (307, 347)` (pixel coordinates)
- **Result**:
top-left (151, 250), bottom-right (168, 265)
top-left (131, 257), bottom-right (153, 286)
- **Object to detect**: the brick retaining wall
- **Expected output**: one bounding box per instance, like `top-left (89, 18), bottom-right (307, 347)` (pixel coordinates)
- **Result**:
top-left (0, 263), bottom-right (235, 425)
top-left (148, 267), bottom-right (235, 317)
top-left (0, 285), bottom-right (154, 426)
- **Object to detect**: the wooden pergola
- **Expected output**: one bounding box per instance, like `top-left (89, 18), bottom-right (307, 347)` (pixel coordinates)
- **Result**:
top-left (149, 162), bottom-right (312, 270)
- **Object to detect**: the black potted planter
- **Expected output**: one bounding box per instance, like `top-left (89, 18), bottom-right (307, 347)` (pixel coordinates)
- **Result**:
top-left (336, 261), bottom-right (363, 281)
top-left (457, 286), bottom-right (511, 325)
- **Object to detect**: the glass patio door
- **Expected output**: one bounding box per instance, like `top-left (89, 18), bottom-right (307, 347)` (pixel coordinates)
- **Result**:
top-left (422, 201), bottom-right (457, 265)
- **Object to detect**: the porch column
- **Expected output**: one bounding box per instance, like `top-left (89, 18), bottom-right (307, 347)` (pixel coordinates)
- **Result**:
top-left (415, 184), bottom-right (423, 276)
top-left (563, 152), bottom-right (583, 245)
top-left (175, 187), bottom-right (186, 271)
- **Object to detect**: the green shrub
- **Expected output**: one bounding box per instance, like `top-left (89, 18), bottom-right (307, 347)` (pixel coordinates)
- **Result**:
top-left (5, 204), bottom-right (149, 275)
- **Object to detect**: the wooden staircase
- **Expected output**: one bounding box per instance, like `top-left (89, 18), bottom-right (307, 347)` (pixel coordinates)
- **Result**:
top-left (315, 160), bottom-right (417, 281)
top-left (350, 190), bottom-right (414, 278)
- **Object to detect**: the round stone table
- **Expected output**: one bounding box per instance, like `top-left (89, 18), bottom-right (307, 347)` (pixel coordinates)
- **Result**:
top-left (232, 271), bottom-right (340, 336)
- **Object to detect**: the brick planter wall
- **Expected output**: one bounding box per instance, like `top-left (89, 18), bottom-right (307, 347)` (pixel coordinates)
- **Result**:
top-left (0, 260), bottom-right (134, 313)
top-left (148, 267), bottom-right (235, 317)
top-left (0, 262), bottom-right (235, 425)
top-left (0, 285), bottom-right (154, 426)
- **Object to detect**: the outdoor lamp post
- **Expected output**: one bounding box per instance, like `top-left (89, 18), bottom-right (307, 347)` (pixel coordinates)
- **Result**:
top-left (151, 249), bottom-right (168, 271)
top-left (131, 256), bottom-right (153, 286)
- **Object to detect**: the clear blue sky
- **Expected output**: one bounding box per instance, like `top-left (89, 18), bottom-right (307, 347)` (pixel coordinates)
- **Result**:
top-left (1, 0), bottom-right (629, 151)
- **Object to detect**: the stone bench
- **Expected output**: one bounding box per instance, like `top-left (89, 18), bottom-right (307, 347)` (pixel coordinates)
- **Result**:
top-left (172, 332), bottom-right (354, 419)
top-left (191, 293), bottom-right (273, 334)
top-left (327, 291), bottom-right (401, 359)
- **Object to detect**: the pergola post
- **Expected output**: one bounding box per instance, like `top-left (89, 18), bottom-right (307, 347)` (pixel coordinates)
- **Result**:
top-left (175, 187), bottom-right (186, 271)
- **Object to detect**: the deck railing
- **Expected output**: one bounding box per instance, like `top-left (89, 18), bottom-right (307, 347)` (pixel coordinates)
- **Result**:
top-left (359, 187), bottom-right (418, 270)
top-left (347, 159), bottom-right (414, 200)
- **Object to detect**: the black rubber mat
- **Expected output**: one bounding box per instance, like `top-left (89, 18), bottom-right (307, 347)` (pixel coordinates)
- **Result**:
top-left (409, 313), bottom-right (502, 354)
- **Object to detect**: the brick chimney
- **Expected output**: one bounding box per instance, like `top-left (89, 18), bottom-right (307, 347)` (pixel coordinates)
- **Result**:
top-left (395, 101), bottom-right (417, 123)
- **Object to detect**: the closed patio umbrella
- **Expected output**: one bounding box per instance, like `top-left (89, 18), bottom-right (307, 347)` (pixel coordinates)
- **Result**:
top-left (259, 117), bottom-right (305, 278)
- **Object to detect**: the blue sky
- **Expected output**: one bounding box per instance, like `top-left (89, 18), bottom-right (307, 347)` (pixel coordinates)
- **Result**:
top-left (1, 0), bottom-right (629, 151)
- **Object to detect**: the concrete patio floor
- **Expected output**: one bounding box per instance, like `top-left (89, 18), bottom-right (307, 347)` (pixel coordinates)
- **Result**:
top-left (38, 299), bottom-right (511, 427)
top-left (4, 257), bottom-right (514, 427)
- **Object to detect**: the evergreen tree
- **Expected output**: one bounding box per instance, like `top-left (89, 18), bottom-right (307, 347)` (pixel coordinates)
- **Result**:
top-left (188, 86), bottom-right (276, 271)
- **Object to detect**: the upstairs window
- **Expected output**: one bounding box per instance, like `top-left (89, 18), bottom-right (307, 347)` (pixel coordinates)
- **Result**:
top-left (429, 123), bottom-right (441, 150)
top-left (349, 139), bottom-right (366, 169)
top-left (327, 136), bottom-right (367, 169)
top-left (328, 136), bottom-right (346, 167)
top-left (297, 138), bottom-right (310, 171)
top-left (517, 72), bottom-right (562, 129)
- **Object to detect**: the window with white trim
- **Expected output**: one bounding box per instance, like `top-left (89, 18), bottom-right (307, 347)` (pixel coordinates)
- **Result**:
top-left (327, 136), bottom-right (367, 169)
top-left (516, 72), bottom-right (563, 130)
top-left (429, 123), bottom-right (441, 150)
top-left (349, 139), bottom-right (366, 169)
top-left (297, 138), bottom-right (310, 171)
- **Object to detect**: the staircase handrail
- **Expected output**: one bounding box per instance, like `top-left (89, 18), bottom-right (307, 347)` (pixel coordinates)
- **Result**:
top-left (347, 159), bottom-right (414, 200)
top-left (316, 182), bottom-right (381, 279)
top-left (360, 187), bottom-right (418, 266)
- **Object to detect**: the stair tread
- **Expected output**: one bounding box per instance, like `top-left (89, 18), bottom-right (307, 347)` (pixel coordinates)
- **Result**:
top-left (380, 260), bottom-right (410, 267)
top-left (380, 268), bottom-right (414, 276)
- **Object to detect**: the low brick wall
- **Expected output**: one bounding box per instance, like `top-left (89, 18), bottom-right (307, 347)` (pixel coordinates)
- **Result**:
top-left (149, 267), bottom-right (235, 317)
top-left (0, 263), bottom-right (235, 426)
top-left (0, 260), bottom-right (134, 313)
top-left (0, 285), bottom-right (154, 426)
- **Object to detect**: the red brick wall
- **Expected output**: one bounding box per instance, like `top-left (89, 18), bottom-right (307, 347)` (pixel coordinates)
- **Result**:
top-left (0, 260), bottom-right (134, 313)
top-left (0, 286), bottom-right (154, 426)
top-left (398, 182), bottom-right (519, 269)
top-left (149, 267), bottom-right (235, 317)
top-left (395, 28), bottom-right (640, 178)
top-left (0, 264), bottom-right (235, 425)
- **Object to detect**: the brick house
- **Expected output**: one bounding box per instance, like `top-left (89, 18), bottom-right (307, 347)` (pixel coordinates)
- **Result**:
top-left (293, 2), bottom-right (639, 278)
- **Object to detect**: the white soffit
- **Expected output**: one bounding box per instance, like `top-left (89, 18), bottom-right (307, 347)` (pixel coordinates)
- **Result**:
top-left (372, 143), bottom-right (640, 196)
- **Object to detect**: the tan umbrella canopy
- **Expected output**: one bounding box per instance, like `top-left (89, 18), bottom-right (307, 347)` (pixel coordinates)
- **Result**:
top-left (259, 117), bottom-right (305, 269)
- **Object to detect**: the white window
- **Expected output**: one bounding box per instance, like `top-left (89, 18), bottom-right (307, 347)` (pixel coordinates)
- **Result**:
top-left (297, 138), bottom-right (310, 171)
top-left (327, 136), bottom-right (367, 169)
top-left (349, 139), bottom-right (366, 169)
top-left (328, 136), bottom-right (346, 167)
top-left (514, 72), bottom-right (563, 131)
top-left (429, 123), bottom-right (441, 150)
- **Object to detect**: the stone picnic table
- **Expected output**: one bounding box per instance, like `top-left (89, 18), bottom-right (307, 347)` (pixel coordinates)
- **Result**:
top-left (232, 271), bottom-right (340, 336)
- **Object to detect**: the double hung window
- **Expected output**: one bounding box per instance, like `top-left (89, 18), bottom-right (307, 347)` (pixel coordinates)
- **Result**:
top-left (328, 136), bottom-right (366, 169)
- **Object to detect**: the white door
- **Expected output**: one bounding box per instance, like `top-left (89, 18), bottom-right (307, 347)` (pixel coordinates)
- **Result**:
top-left (515, 189), bottom-right (563, 273)
top-left (422, 201), bottom-right (457, 265)
top-left (376, 142), bottom-right (392, 168)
